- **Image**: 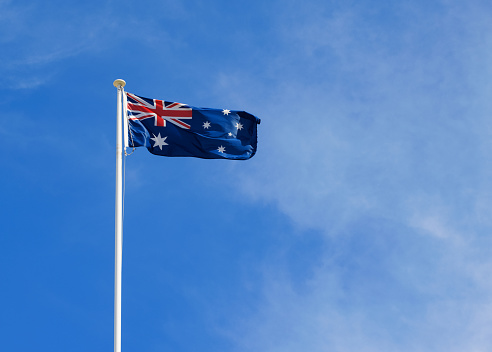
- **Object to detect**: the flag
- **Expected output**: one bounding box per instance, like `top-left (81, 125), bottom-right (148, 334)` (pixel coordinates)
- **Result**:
top-left (126, 92), bottom-right (260, 160)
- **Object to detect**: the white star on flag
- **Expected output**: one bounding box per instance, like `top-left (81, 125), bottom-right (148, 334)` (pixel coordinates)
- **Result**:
top-left (236, 122), bottom-right (243, 130)
top-left (203, 121), bottom-right (211, 129)
top-left (217, 145), bottom-right (226, 153)
top-left (222, 109), bottom-right (231, 115)
top-left (150, 133), bottom-right (168, 150)
top-left (228, 132), bottom-right (233, 137)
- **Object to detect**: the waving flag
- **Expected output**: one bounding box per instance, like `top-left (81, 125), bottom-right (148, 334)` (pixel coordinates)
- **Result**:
top-left (126, 92), bottom-right (260, 160)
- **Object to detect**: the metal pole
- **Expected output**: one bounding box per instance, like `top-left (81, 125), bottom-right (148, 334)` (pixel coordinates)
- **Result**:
top-left (113, 78), bottom-right (126, 352)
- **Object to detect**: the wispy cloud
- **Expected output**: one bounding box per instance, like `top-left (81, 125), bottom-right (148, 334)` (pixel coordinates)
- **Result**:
top-left (212, 1), bottom-right (492, 350)
top-left (0, 1), bottom-right (119, 89)
top-left (0, 0), bottom-right (190, 90)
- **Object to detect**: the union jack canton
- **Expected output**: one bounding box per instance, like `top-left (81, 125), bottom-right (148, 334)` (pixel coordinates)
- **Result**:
top-left (126, 92), bottom-right (260, 160)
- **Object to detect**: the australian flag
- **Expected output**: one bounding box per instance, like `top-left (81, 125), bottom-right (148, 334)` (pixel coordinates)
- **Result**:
top-left (126, 92), bottom-right (260, 160)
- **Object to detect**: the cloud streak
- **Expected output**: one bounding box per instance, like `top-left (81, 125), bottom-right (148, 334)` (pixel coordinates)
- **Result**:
top-left (212, 1), bottom-right (492, 350)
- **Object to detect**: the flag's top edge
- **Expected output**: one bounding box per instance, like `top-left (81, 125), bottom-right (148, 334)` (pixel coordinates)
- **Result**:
top-left (126, 91), bottom-right (261, 125)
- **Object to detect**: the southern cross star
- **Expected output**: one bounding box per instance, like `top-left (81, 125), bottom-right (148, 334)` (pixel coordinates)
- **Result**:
top-left (217, 145), bottom-right (226, 153)
top-left (203, 121), bottom-right (211, 129)
top-left (150, 133), bottom-right (168, 150)
top-left (222, 109), bottom-right (231, 115)
top-left (228, 132), bottom-right (233, 137)
top-left (235, 122), bottom-right (243, 130)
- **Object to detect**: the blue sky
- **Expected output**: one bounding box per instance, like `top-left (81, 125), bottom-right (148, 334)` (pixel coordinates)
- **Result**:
top-left (2, 0), bottom-right (492, 351)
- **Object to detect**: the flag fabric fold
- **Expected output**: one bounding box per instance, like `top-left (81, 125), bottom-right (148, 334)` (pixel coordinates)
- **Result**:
top-left (126, 92), bottom-right (260, 160)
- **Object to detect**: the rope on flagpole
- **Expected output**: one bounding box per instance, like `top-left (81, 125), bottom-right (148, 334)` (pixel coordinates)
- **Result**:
top-left (125, 126), bottom-right (136, 156)
top-left (122, 87), bottom-right (136, 156)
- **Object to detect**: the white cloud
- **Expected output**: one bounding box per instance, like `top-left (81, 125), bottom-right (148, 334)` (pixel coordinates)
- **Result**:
top-left (222, 223), bottom-right (492, 351)
top-left (228, 0), bottom-right (492, 234)
top-left (0, 2), bottom-right (121, 88)
top-left (214, 1), bottom-right (492, 350)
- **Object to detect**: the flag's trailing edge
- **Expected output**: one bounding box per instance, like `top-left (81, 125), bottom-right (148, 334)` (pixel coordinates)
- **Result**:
top-left (126, 92), bottom-right (260, 160)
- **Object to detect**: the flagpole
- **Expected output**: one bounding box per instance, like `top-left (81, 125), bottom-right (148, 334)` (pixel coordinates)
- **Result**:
top-left (113, 78), bottom-right (126, 352)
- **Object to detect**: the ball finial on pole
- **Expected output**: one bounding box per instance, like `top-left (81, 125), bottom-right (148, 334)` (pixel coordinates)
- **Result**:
top-left (113, 79), bottom-right (126, 88)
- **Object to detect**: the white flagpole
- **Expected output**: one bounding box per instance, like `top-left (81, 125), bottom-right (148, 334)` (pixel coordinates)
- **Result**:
top-left (113, 78), bottom-right (126, 352)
